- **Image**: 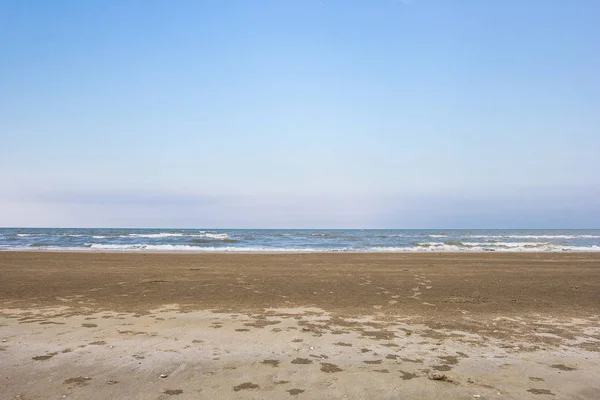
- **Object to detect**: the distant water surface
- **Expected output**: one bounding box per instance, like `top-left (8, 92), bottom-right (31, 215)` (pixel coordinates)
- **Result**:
top-left (0, 228), bottom-right (599, 252)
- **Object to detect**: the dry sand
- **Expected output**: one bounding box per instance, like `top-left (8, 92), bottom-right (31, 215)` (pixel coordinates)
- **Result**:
top-left (0, 252), bottom-right (599, 399)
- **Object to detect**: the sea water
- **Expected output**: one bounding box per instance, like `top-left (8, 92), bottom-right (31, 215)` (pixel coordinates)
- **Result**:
top-left (0, 228), bottom-right (599, 252)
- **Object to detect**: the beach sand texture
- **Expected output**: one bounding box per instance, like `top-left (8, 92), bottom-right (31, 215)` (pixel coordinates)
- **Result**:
top-left (1, 252), bottom-right (599, 399)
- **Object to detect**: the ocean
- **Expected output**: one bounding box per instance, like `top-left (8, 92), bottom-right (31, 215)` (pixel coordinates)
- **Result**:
top-left (0, 228), bottom-right (599, 252)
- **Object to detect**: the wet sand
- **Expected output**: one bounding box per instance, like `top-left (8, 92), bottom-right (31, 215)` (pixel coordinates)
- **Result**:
top-left (1, 252), bottom-right (599, 399)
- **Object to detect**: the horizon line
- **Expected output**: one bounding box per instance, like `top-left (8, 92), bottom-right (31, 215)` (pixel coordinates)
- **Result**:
top-left (2, 227), bottom-right (598, 231)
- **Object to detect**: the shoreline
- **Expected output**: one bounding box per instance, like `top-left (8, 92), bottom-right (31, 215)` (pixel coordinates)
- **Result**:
top-left (2, 249), bottom-right (600, 254)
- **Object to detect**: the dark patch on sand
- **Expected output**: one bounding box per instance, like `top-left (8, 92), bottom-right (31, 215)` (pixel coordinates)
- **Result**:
top-left (374, 369), bottom-right (389, 373)
top-left (320, 363), bottom-right (343, 373)
top-left (550, 364), bottom-right (576, 371)
top-left (527, 388), bottom-right (555, 395)
top-left (363, 360), bottom-right (382, 364)
top-left (89, 340), bottom-right (106, 345)
top-left (291, 358), bottom-right (313, 364)
top-left (32, 352), bottom-right (57, 361)
top-left (287, 389), bottom-right (305, 395)
top-left (361, 330), bottom-right (396, 340)
top-left (400, 357), bottom-right (423, 363)
top-left (576, 341), bottom-right (600, 352)
top-left (64, 376), bottom-right (92, 387)
top-left (192, 339), bottom-right (204, 343)
top-left (106, 380), bottom-right (119, 385)
top-left (233, 382), bottom-right (259, 391)
top-left (275, 380), bottom-right (290, 385)
top-left (386, 354), bottom-right (397, 359)
top-left (299, 322), bottom-right (326, 336)
top-left (118, 330), bottom-right (146, 335)
top-left (334, 342), bottom-right (352, 347)
top-left (330, 330), bottom-right (349, 335)
top-left (438, 355), bottom-right (459, 365)
top-left (244, 319), bottom-right (281, 328)
top-left (81, 323), bottom-right (97, 328)
top-left (432, 364), bottom-right (452, 371)
top-left (262, 359), bottom-right (280, 367)
top-left (235, 328), bottom-right (250, 332)
top-left (400, 370), bottom-right (417, 380)
top-left (164, 389), bottom-right (183, 395)
top-left (530, 377), bottom-right (545, 382)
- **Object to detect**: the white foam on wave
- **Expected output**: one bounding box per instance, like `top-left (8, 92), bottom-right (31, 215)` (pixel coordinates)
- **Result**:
top-left (435, 241), bottom-right (550, 248)
top-left (89, 243), bottom-right (198, 251)
top-left (202, 233), bottom-right (230, 240)
top-left (412, 242), bottom-right (600, 252)
top-left (127, 233), bottom-right (189, 238)
top-left (86, 244), bottom-right (319, 252)
top-left (2, 241), bottom-right (599, 253)
top-left (467, 234), bottom-right (600, 239)
top-left (125, 232), bottom-right (231, 240)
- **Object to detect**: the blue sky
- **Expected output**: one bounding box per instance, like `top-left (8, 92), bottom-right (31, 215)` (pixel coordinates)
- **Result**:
top-left (1, 0), bottom-right (599, 228)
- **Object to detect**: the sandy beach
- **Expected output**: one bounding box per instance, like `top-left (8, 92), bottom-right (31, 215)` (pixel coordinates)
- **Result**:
top-left (1, 252), bottom-right (599, 399)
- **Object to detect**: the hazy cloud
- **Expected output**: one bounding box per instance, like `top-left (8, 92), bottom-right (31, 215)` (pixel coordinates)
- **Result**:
top-left (16, 190), bottom-right (221, 207)
top-left (1, 186), bottom-right (598, 228)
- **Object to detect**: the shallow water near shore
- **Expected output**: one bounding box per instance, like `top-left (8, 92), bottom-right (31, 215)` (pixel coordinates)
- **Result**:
top-left (1, 228), bottom-right (600, 252)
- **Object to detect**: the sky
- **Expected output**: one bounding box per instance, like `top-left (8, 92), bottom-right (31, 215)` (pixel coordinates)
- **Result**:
top-left (1, 0), bottom-right (599, 228)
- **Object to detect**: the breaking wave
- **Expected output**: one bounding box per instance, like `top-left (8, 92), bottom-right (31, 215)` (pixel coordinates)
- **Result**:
top-left (1, 229), bottom-right (598, 253)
